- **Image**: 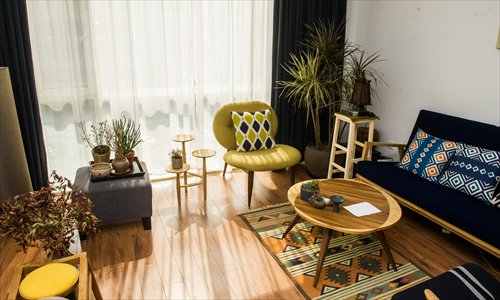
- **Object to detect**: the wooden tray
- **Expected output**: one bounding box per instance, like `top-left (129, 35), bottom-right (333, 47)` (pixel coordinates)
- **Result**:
top-left (90, 157), bottom-right (145, 182)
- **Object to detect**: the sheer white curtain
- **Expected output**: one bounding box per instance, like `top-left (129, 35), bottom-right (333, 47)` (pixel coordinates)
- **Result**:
top-left (27, 0), bottom-right (273, 178)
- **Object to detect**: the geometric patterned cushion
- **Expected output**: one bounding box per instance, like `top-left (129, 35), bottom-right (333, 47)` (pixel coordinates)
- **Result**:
top-left (231, 110), bottom-right (276, 152)
top-left (492, 192), bottom-right (500, 208)
top-left (438, 143), bottom-right (500, 206)
top-left (396, 128), bottom-right (460, 182)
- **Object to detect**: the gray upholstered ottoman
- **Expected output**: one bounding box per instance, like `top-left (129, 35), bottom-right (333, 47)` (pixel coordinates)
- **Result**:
top-left (74, 162), bottom-right (152, 230)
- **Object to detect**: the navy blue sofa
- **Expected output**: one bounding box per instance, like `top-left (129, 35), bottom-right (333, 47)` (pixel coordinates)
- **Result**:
top-left (356, 110), bottom-right (500, 257)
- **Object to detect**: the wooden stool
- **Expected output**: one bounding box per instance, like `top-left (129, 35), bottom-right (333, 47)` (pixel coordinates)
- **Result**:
top-left (191, 149), bottom-right (216, 201)
top-left (328, 113), bottom-right (376, 179)
top-left (165, 163), bottom-right (190, 206)
top-left (8, 252), bottom-right (102, 300)
top-left (171, 134), bottom-right (194, 192)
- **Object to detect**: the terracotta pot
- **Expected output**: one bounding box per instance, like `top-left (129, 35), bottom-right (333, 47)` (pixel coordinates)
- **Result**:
top-left (91, 146), bottom-right (110, 163)
top-left (171, 157), bottom-right (183, 169)
top-left (304, 144), bottom-right (331, 178)
top-left (125, 150), bottom-right (135, 167)
top-left (112, 158), bottom-right (129, 174)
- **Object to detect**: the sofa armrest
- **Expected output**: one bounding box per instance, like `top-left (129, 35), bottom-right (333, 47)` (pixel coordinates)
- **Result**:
top-left (361, 142), bottom-right (406, 161)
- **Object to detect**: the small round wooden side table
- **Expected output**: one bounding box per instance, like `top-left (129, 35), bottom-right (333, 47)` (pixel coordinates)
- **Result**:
top-left (165, 163), bottom-right (190, 205)
top-left (171, 134), bottom-right (194, 192)
top-left (192, 149), bottom-right (216, 201)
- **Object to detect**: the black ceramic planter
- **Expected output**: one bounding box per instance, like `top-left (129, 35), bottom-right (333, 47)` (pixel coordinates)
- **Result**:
top-left (300, 188), bottom-right (317, 202)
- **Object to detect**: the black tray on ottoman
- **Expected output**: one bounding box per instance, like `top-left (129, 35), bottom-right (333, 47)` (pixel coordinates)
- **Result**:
top-left (89, 157), bottom-right (145, 182)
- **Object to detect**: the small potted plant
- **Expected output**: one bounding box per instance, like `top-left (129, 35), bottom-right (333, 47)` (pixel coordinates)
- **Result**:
top-left (170, 148), bottom-right (183, 169)
top-left (79, 121), bottom-right (112, 163)
top-left (309, 193), bottom-right (326, 209)
top-left (108, 118), bottom-right (130, 174)
top-left (300, 179), bottom-right (320, 201)
top-left (0, 171), bottom-right (99, 259)
top-left (121, 117), bottom-right (143, 167)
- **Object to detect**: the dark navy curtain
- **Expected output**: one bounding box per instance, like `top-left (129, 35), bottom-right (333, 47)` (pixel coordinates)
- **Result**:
top-left (0, 0), bottom-right (48, 189)
top-left (271, 0), bottom-right (347, 155)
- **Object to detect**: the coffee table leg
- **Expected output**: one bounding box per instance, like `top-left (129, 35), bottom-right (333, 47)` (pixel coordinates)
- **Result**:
top-left (314, 228), bottom-right (333, 287)
top-left (281, 215), bottom-right (301, 239)
top-left (376, 231), bottom-right (398, 271)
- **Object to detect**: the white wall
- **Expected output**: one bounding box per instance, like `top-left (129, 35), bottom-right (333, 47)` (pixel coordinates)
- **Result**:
top-left (346, 1), bottom-right (500, 146)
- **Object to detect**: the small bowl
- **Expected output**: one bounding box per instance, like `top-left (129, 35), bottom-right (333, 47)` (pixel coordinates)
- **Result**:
top-left (90, 162), bottom-right (112, 177)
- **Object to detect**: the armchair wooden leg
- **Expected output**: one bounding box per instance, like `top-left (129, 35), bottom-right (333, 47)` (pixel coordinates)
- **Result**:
top-left (222, 162), bottom-right (228, 178)
top-left (289, 165), bottom-right (296, 186)
top-left (247, 171), bottom-right (254, 208)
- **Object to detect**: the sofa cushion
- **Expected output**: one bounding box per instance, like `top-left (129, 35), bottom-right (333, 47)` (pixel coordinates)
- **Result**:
top-left (397, 128), bottom-right (459, 182)
top-left (231, 110), bottom-right (276, 152)
top-left (439, 143), bottom-right (500, 207)
top-left (356, 161), bottom-right (500, 249)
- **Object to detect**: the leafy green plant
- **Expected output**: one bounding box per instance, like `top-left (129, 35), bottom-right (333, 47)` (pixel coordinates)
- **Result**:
top-left (0, 171), bottom-right (99, 258)
top-left (108, 117), bottom-right (143, 159)
top-left (278, 20), bottom-right (350, 151)
top-left (109, 119), bottom-right (126, 159)
top-left (342, 49), bottom-right (386, 106)
top-left (122, 117), bottom-right (143, 154)
top-left (301, 179), bottom-right (320, 192)
top-left (169, 148), bottom-right (182, 159)
top-left (79, 121), bottom-right (111, 154)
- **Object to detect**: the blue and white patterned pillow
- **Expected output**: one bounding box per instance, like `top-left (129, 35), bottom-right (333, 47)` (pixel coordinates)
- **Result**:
top-left (492, 192), bottom-right (500, 208)
top-left (438, 143), bottom-right (500, 206)
top-left (397, 128), bottom-right (460, 182)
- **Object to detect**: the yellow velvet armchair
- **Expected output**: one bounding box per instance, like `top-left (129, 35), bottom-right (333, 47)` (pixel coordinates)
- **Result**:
top-left (213, 101), bottom-right (302, 207)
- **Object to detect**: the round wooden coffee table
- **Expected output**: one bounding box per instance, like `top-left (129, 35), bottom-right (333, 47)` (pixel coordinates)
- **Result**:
top-left (284, 178), bottom-right (402, 287)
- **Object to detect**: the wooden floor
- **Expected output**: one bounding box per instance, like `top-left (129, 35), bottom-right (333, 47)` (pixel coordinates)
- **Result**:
top-left (1, 164), bottom-right (499, 299)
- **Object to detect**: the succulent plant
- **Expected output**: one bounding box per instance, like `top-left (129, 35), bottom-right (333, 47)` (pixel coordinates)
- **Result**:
top-left (301, 180), bottom-right (320, 192)
top-left (169, 148), bottom-right (182, 159)
top-left (309, 193), bottom-right (326, 209)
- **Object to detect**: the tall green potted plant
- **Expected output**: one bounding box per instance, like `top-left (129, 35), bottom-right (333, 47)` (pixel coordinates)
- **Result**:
top-left (278, 20), bottom-right (349, 177)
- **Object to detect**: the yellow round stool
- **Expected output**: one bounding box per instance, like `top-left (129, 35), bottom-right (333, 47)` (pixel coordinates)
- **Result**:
top-left (19, 263), bottom-right (79, 299)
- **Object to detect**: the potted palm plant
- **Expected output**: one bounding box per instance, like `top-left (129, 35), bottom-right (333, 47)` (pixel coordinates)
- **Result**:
top-left (278, 20), bottom-right (349, 177)
top-left (79, 121), bottom-right (111, 163)
top-left (0, 171), bottom-right (99, 259)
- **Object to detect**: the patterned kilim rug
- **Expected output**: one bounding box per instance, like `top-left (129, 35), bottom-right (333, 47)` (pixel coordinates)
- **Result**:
top-left (240, 204), bottom-right (430, 300)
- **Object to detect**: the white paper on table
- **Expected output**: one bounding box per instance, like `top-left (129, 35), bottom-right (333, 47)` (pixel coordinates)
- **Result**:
top-left (344, 202), bottom-right (381, 217)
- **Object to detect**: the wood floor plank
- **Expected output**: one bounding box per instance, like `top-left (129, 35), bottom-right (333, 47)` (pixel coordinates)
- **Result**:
top-left (1, 164), bottom-right (498, 299)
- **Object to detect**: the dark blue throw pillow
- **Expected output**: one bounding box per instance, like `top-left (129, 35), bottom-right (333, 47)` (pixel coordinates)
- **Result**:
top-left (397, 128), bottom-right (459, 182)
top-left (438, 143), bottom-right (500, 207)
